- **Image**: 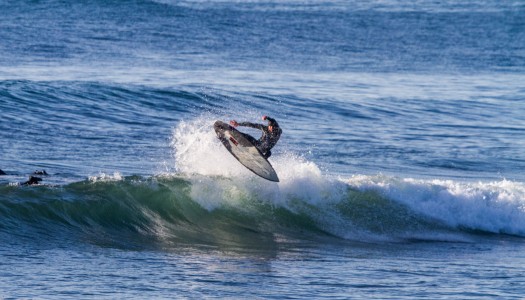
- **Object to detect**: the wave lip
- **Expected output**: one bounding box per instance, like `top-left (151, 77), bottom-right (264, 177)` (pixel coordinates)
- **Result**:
top-left (348, 175), bottom-right (525, 237)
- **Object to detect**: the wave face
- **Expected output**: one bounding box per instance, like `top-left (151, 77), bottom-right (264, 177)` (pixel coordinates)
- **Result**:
top-left (2, 173), bottom-right (525, 251)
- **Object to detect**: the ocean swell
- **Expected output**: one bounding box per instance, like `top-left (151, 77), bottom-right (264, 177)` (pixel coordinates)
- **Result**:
top-left (2, 169), bottom-right (525, 252)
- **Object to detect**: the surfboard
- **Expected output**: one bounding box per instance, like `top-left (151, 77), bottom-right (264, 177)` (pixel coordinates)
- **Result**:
top-left (214, 120), bottom-right (279, 182)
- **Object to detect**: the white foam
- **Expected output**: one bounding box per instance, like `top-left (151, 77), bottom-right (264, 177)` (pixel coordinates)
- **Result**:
top-left (272, 153), bottom-right (346, 205)
top-left (88, 172), bottom-right (123, 182)
top-left (347, 174), bottom-right (525, 236)
top-left (170, 116), bottom-right (248, 178)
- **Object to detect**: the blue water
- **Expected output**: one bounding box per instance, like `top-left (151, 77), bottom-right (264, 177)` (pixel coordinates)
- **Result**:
top-left (1, 0), bottom-right (525, 298)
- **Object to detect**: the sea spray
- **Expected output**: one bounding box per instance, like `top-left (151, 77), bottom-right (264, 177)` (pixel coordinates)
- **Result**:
top-left (170, 116), bottom-right (346, 207)
top-left (171, 117), bottom-right (247, 178)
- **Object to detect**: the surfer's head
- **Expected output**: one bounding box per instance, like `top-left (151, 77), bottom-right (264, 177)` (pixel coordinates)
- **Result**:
top-left (263, 115), bottom-right (276, 125)
top-left (263, 115), bottom-right (276, 132)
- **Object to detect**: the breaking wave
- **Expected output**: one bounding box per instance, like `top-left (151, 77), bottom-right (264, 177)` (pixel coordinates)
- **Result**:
top-left (2, 118), bottom-right (525, 250)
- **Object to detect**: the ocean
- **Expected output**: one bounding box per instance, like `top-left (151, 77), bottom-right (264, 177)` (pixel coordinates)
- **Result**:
top-left (1, 0), bottom-right (525, 298)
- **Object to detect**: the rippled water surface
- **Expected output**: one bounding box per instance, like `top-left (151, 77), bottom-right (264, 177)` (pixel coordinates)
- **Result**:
top-left (1, 0), bottom-right (525, 298)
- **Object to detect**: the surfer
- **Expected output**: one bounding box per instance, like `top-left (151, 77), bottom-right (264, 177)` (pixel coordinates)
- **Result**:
top-left (229, 116), bottom-right (282, 158)
top-left (20, 176), bottom-right (42, 186)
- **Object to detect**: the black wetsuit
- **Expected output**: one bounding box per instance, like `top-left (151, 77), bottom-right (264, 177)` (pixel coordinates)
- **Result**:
top-left (237, 117), bottom-right (282, 158)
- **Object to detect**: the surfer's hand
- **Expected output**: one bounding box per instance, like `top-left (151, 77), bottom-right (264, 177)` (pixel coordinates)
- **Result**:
top-left (229, 120), bottom-right (239, 127)
top-left (262, 115), bottom-right (268, 120)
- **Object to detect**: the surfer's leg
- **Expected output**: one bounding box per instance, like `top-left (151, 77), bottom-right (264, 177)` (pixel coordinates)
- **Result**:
top-left (242, 133), bottom-right (259, 146)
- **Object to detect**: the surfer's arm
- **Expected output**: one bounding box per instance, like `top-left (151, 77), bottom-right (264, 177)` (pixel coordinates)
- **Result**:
top-left (230, 120), bottom-right (264, 130)
top-left (236, 122), bottom-right (264, 130)
top-left (264, 116), bottom-right (278, 126)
